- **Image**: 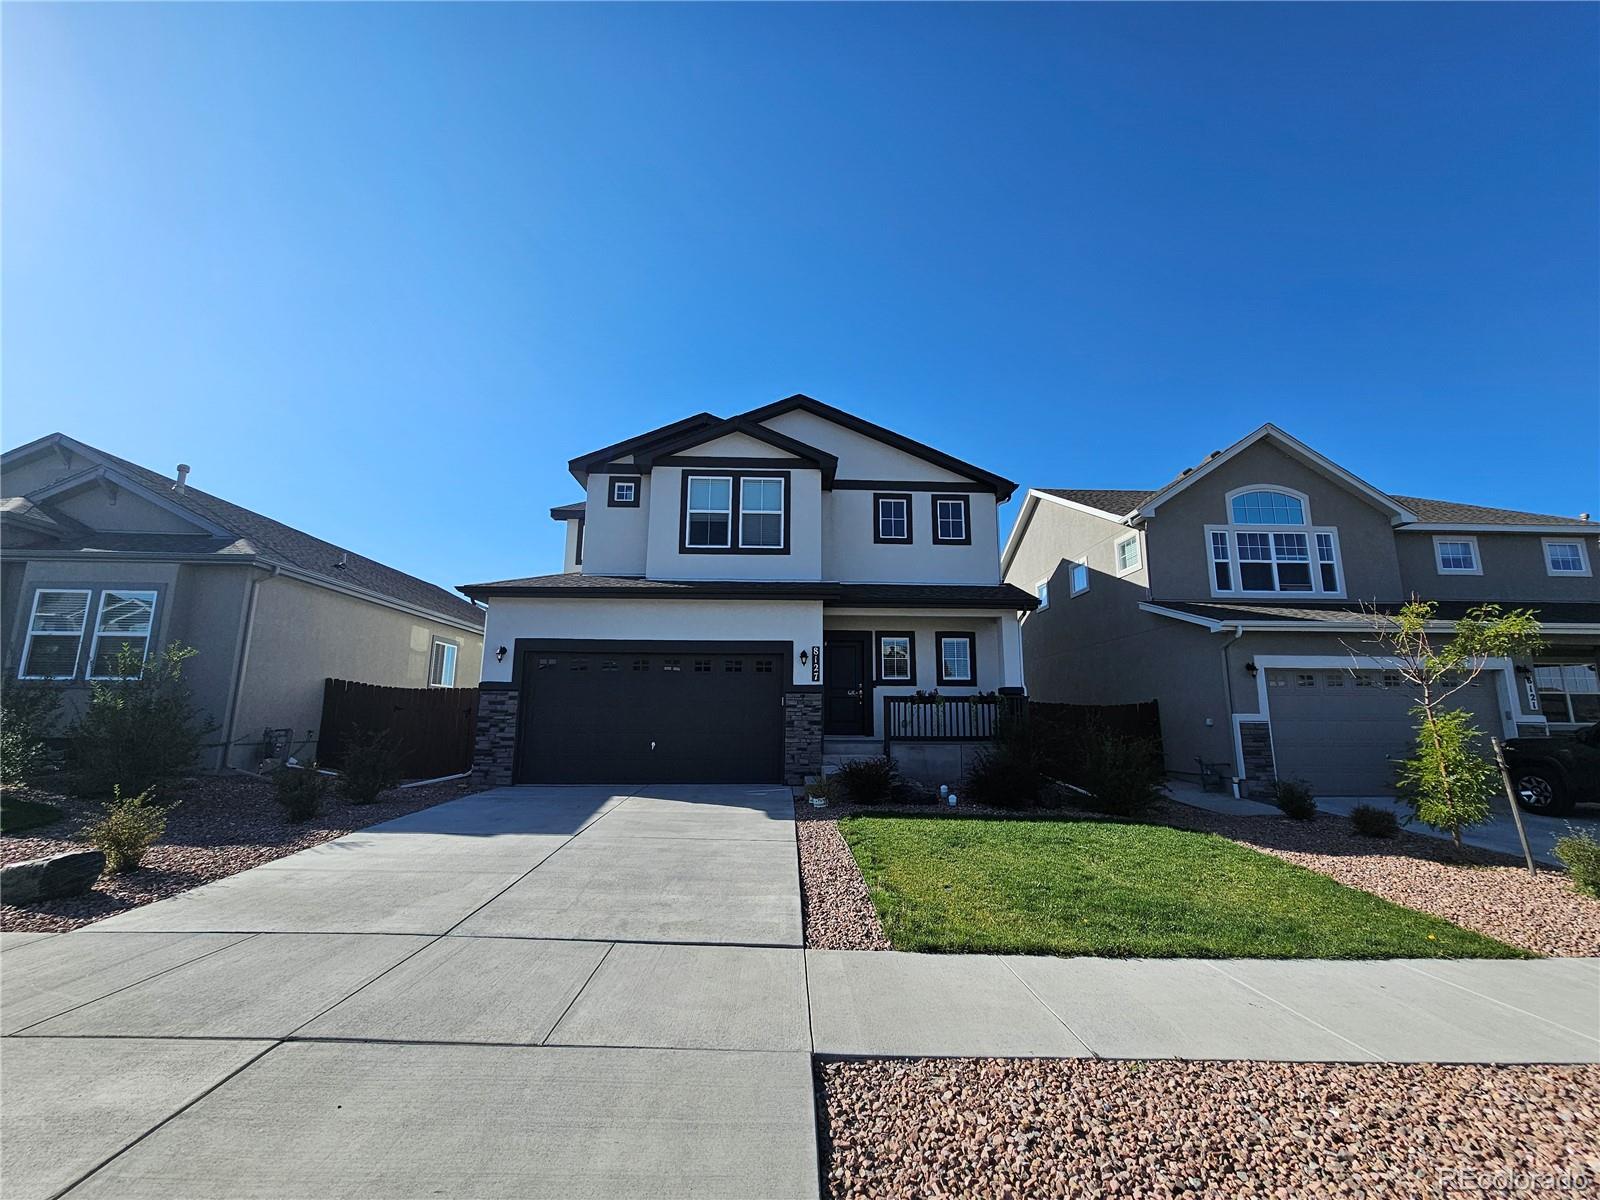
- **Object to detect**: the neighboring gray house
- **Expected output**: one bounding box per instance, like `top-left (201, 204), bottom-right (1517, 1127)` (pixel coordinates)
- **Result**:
top-left (463, 394), bottom-right (1036, 787)
top-left (2, 433), bottom-right (485, 769)
top-left (1003, 424), bottom-right (1600, 796)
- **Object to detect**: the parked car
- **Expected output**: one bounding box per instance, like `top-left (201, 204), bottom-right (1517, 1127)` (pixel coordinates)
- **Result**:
top-left (1502, 723), bottom-right (1600, 816)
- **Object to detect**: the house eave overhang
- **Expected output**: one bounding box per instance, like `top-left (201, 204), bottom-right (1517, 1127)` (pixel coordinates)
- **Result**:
top-left (1398, 523), bottom-right (1600, 536)
top-left (1138, 602), bottom-right (1600, 638)
top-left (459, 577), bottom-right (1038, 611)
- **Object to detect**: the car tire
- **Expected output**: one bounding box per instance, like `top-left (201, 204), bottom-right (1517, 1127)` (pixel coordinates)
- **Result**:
top-left (1513, 769), bottom-right (1573, 817)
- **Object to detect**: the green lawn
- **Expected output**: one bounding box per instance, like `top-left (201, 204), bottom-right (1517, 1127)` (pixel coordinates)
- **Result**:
top-left (839, 815), bottom-right (1529, 959)
top-left (0, 796), bottom-right (66, 835)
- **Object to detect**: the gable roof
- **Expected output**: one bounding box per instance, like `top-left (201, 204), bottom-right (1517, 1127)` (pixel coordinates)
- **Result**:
top-left (2, 433), bottom-right (483, 627)
top-left (1036, 488), bottom-right (1153, 519)
top-left (633, 415), bottom-right (840, 485)
top-left (1389, 496), bottom-right (1596, 528)
top-left (567, 412), bottom-right (722, 481)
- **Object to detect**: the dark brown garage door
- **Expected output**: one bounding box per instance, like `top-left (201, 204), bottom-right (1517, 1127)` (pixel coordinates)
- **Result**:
top-left (515, 648), bottom-right (786, 784)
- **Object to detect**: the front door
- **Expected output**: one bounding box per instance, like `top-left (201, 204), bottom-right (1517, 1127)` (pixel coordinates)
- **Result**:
top-left (823, 633), bottom-right (871, 735)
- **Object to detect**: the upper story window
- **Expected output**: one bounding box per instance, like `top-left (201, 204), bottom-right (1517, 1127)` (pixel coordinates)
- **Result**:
top-left (681, 471), bottom-right (788, 554)
top-left (608, 476), bottom-right (641, 507)
top-left (1035, 579), bottom-right (1050, 610)
top-left (1206, 486), bottom-right (1343, 597)
top-left (1433, 536), bottom-right (1481, 575)
top-left (1069, 558), bottom-right (1089, 596)
top-left (874, 493), bottom-right (912, 543)
top-left (20, 589), bottom-right (91, 680)
top-left (932, 494), bottom-right (971, 545)
top-left (1115, 534), bottom-right (1141, 576)
top-left (1543, 538), bottom-right (1592, 577)
top-left (88, 590), bottom-right (158, 679)
top-left (428, 640), bottom-right (459, 687)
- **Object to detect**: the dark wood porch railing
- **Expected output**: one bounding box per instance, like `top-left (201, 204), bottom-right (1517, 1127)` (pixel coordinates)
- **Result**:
top-left (881, 694), bottom-right (1026, 755)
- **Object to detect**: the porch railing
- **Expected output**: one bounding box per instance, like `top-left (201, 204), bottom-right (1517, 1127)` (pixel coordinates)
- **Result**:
top-left (881, 694), bottom-right (1025, 755)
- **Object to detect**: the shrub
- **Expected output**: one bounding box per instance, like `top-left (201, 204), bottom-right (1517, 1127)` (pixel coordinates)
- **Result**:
top-left (0, 684), bottom-right (63, 786)
top-left (85, 785), bottom-right (176, 873)
top-left (832, 756), bottom-right (899, 805)
top-left (1073, 732), bottom-right (1166, 817)
top-left (1395, 706), bottom-right (1498, 849)
top-left (1553, 830), bottom-right (1600, 899)
top-left (963, 739), bottom-right (1043, 810)
top-left (1273, 779), bottom-right (1317, 821)
top-left (337, 729), bottom-right (403, 805)
top-left (69, 643), bottom-right (215, 796)
top-left (1349, 804), bottom-right (1400, 839)
top-left (274, 765), bottom-right (327, 823)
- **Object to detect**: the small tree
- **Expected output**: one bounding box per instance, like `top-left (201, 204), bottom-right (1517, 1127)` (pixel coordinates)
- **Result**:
top-left (1364, 600), bottom-right (1543, 849)
top-left (1, 683), bottom-right (63, 786)
top-left (70, 642), bottom-right (217, 796)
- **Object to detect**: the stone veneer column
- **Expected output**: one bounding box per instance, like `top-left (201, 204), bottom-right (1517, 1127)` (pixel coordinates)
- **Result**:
top-left (472, 686), bottom-right (519, 787)
top-left (782, 691), bottom-right (823, 786)
top-left (1238, 720), bottom-right (1276, 798)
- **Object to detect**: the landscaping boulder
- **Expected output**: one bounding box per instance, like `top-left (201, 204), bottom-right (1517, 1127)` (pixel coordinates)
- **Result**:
top-left (1, 850), bottom-right (105, 904)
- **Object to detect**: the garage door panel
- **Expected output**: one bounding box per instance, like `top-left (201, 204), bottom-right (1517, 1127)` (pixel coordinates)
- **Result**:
top-left (517, 650), bottom-right (784, 784)
top-left (1268, 669), bottom-right (1505, 796)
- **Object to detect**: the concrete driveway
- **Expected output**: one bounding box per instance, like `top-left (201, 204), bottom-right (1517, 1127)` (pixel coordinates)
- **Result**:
top-left (0, 785), bottom-right (815, 1200)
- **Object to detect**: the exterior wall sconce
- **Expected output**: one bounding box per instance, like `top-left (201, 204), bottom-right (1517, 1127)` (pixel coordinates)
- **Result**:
top-left (1244, 660), bottom-right (1258, 678)
top-left (495, 645), bottom-right (507, 663)
top-left (798, 648), bottom-right (809, 668)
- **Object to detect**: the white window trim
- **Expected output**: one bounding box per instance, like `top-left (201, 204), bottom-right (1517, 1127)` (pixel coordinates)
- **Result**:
top-left (1433, 535), bottom-right (1482, 576)
top-left (938, 635), bottom-right (974, 682)
top-left (86, 589), bottom-right (159, 681)
top-left (1533, 660), bottom-right (1599, 727)
top-left (1069, 557), bottom-right (1090, 597)
top-left (1205, 524), bottom-right (1346, 599)
top-left (1114, 533), bottom-right (1142, 577)
top-left (876, 496), bottom-right (910, 542)
top-left (933, 496), bottom-right (969, 543)
top-left (429, 639), bottom-right (459, 688)
top-left (1034, 577), bottom-right (1051, 610)
top-left (1541, 537), bottom-right (1592, 578)
top-left (18, 588), bottom-right (92, 681)
top-left (878, 635), bottom-right (913, 682)
top-left (1225, 484), bottom-right (1312, 526)
top-left (737, 475), bottom-right (786, 550)
top-left (612, 480), bottom-right (636, 504)
top-left (685, 474), bottom-right (734, 549)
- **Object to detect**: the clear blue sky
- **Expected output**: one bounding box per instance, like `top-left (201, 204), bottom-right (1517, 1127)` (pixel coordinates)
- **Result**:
top-left (5, 3), bottom-right (1596, 592)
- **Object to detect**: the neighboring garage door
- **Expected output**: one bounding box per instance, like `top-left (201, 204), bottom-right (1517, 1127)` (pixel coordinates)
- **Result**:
top-left (515, 648), bottom-right (785, 784)
top-left (1267, 668), bottom-right (1507, 796)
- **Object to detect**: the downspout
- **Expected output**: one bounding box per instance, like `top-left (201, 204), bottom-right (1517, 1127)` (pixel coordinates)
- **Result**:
top-left (1220, 625), bottom-right (1246, 780)
top-left (216, 563), bottom-right (279, 770)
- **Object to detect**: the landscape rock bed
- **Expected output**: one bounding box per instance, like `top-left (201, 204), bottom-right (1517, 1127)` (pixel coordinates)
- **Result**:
top-left (0, 774), bottom-right (481, 932)
top-left (795, 808), bottom-right (890, 951)
top-left (1164, 804), bottom-right (1600, 958)
top-left (820, 1057), bottom-right (1600, 1200)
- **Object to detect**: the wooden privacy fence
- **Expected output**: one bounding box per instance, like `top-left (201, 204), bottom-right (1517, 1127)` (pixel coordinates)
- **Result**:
top-left (316, 679), bottom-right (480, 780)
top-left (1029, 699), bottom-right (1164, 775)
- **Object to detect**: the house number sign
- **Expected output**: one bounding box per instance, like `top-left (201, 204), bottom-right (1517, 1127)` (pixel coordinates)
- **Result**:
top-left (811, 645), bottom-right (821, 683)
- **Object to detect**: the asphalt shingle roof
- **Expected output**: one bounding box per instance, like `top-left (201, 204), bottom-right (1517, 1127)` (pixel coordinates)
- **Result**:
top-left (1038, 488), bottom-right (1595, 528)
top-left (458, 573), bottom-right (1038, 609)
top-left (1150, 599), bottom-right (1600, 626)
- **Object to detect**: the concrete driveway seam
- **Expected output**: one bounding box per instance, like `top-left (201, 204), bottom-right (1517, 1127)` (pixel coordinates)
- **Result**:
top-left (998, 957), bottom-right (1100, 1057)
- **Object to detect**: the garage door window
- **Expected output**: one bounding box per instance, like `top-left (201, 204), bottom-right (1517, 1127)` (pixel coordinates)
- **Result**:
top-left (1535, 664), bottom-right (1600, 726)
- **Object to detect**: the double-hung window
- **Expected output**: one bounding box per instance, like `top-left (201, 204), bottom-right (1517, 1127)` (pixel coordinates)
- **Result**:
top-left (876, 632), bottom-right (914, 683)
top-left (936, 632), bottom-right (976, 685)
top-left (1543, 539), bottom-right (1591, 577)
top-left (1114, 535), bottom-right (1140, 575)
top-left (88, 590), bottom-right (158, 679)
top-left (1205, 488), bottom-right (1343, 597)
top-left (931, 495), bottom-right (971, 545)
top-left (20, 589), bottom-right (91, 680)
top-left (739, 477), bottom-right (785, 549)
top-left (1069, 558), bottom-right (1090, 596)
top-left (1534, 663), bottom-right (1600, 726)
top-left (428, 640), bottom-right (459, 687)
top-left (1433, 536), bottom-right (1481, 575)
top-left (684, 476), bottom-right (733, 549)
top-left (874, 493), bottom-right (912, 543)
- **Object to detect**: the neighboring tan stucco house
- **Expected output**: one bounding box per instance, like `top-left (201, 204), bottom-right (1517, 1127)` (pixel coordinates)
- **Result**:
top-left (2, 433), bottom-right (485, 769)
top-left (463, 394), bottom-right (1036, 786)
top-left (1003, 423), bottom-right (1600, 797)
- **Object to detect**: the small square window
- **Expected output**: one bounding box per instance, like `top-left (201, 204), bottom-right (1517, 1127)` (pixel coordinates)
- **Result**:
top-left (608, 476), bottom-right (641, 507)
top-left (600, 659), bottom-right (620, 672)
top-left (537, 657), bottom-right (558, 671)
top-left (570, 659), bottom-right (589, 671)
top-left (1355, 673), bottom-right (1375, 688)
top-left (754, 659), bottom-right (774, 673)
top-left (1544, 539), bottom-right (1591, 576)
top-left (693, 659), bottom-right (712, 673)
top-left (1296, 673), bottom-right (1316, 687)
top-left (1383, 672), bottom-right (1403, 689)
top-left (723, 659), bottom-right (742, 673)
top-left (632, 659), bottom-right (649, 672)
top-left (1434, 537), bottom-right (1480, 575)
top-left (662, 658), bottom-right (682, 672)
top-left (1324, 673), bottom-right (1345, 687)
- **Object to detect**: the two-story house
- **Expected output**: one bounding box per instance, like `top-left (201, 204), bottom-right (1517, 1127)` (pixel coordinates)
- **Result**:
top-left (462, 395), bottom-right (1035, 786)
top-left (1003, 423), bottom-right (1600, 798)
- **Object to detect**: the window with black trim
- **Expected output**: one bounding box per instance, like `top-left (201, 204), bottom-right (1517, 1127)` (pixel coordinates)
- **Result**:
top-left (931, 495), bottom-right (971, 545)
top-left (739, 477), bottom-right (785, 549)
top-left (681, 471), bottom-right (789, 554)
top-left (873, 493), bottom-right (912, 543)
top-left (875, 631), bottom-right (916, 683)
top-left (935, 632), bottom-right (976, 685)
top-left (608, 476), bottom-right (641, 507)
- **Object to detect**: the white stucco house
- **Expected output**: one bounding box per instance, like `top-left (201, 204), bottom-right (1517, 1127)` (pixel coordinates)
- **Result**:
top-left (462, 394), bottom-right (1035, 785)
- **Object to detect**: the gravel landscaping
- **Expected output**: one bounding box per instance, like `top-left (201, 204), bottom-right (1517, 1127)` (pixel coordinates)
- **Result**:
top-left (0, 774), bottom-right (481, 932)
top-left (820, 1057), bottom-right (1600, 1199)
top-left (1165, 804), bottom-right (1600, 958)
top-left (796, 809), bottom-right (890, 951)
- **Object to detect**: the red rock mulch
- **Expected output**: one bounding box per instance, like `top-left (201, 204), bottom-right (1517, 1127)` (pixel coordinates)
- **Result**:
top-left (820, 1057), bottom-right (1600, 1200)
top-left (796, 807), bottom-right (890, 951)
top-left (1, 774), bottom-right (482, 932)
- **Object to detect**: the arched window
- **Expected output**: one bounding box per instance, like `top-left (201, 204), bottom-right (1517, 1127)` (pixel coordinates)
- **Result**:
top-left (1230, 490), bottom-right (1305, 525)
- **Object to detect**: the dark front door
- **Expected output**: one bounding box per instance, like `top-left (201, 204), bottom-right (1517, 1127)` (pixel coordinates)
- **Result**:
top-left (515, 647), bottom-right (784, 783)
top-left (823, 634), bottom-right (871, 735)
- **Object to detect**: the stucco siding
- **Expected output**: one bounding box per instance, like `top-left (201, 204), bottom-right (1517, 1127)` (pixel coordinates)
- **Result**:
top-left (759, 410), bottom-right (969, 482)
top-left (644, 466), bottom-right (825, 581)
top-left (823, 613), bottom-right (1011, 738)
top-left (1395, 530), bottom-right (1600, 602)
top-left (823, 489), bottom-right (1000, 584)
top-left (581, 473), bottom-right (649, 576)
top-left (49, 488), bottom-right (203, 535)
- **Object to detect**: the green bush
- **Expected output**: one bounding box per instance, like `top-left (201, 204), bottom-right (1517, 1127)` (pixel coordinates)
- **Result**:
top-left (1553, 830), bottom-right (1600, 899)
top-left (69, 643), bottom-right (215, 796)
top-left (274, 765), bottom-right (327, 823)
top-left (1073, 732), bottom-right (1166, 817)
top-left (1349, 804), bottom-right (1400, 839)
top-left (1, 683), bottom-right (64, 786)
top-left (337, 729), bottom-right (403, 805)
top-left (85, 786), bottom-right (176, 873)
top-left (1273, 779), bottom-right (1317, 821)
top-left (833, 756), bottom-right (899, 805)
top-left (1395, 706), bottom-right (1497, 848)
top-left (963, 738), bottom-right (1043, 809)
